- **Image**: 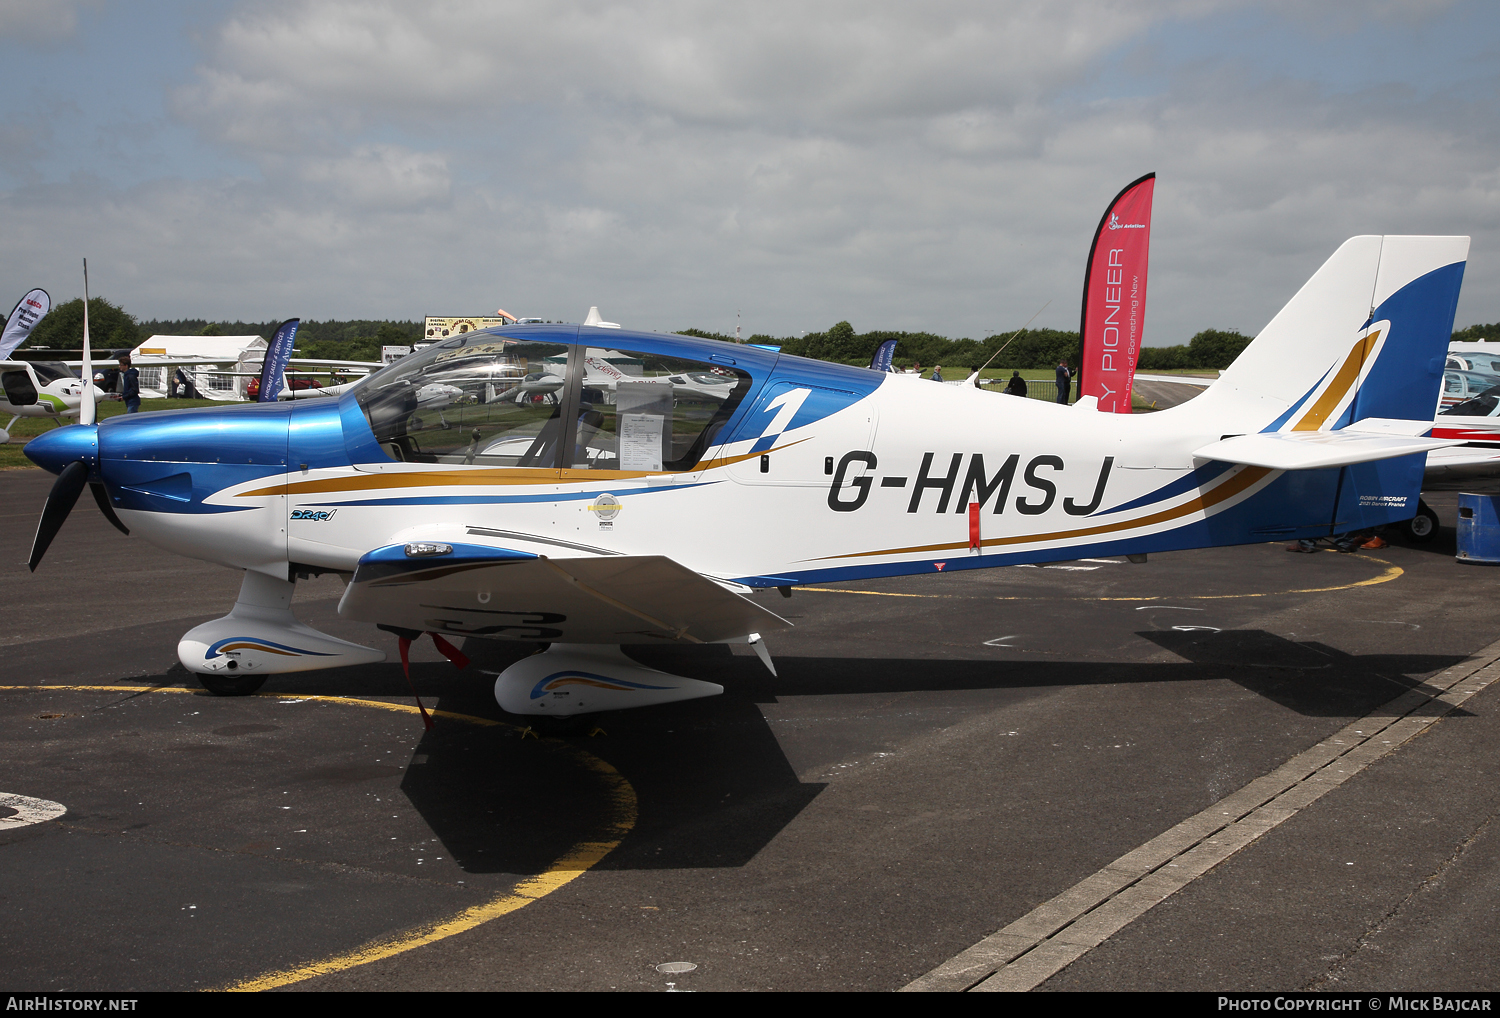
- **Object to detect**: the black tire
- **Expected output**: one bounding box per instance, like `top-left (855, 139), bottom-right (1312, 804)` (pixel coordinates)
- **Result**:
top-left (196, 671), bottom-right (269, 696)
top-left (1404, 503), bottom-right (1440, 544)
top-left (524, 713), bottom-right (593, 737)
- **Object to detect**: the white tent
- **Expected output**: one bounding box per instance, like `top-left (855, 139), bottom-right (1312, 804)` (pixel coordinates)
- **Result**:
top-left (128, 335), bottom-right (268, 400)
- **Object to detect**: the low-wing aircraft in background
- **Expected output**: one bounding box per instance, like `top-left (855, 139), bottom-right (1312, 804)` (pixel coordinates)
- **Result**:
top-left (24, 236), bottom-right (1469, 723)
top-left (0, 359), bottom-right (107, 442)
top-left (1349, 354), bottom-right (1500, 542)
top-left (1420, 381), bottom-right (1500, 501)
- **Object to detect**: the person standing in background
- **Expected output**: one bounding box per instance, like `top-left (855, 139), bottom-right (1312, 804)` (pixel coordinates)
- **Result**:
top-left (1055, 361), bottom-right (1071, 405)
top-left (118, 355), bottom-right (141, 413)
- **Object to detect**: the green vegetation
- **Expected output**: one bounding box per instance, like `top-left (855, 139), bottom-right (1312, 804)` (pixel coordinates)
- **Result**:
top-left (27, 298), bottom-right (143, 353)
top-left (18, 298), bottom-right (423, 361)
top-left (1451, 323), bottom-right (1500, 344)
top-left (1137, 329), bottom-right (1251, 370)
top-left (14, 293), bottom-right (1497, 374)
top-left (677, 322), bottom-right (1250, 372)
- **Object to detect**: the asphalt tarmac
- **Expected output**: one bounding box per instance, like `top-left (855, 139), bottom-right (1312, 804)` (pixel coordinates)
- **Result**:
top-left (1, 468), bottom-right (1497, 993)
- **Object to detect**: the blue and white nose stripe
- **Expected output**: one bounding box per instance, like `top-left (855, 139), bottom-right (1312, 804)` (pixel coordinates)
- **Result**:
top-left (530, 670), bottom-right (674, 699)
top-left (205, 636), bottom-right (335, 660)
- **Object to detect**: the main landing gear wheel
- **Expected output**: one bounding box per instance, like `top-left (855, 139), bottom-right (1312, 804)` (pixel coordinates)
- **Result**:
top-left (196, 671), bottom-right (269, 696)
top-left (1403, 500), bottom-right (1439, 544)
top-left (518, 713), bottom-right (594, 737)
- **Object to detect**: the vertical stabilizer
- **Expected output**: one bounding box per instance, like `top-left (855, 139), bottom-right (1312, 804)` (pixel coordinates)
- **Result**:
top-left (1193, 236), bottom-right (1468, 431)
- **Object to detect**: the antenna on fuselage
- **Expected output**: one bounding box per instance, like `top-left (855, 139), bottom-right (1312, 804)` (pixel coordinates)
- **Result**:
top-left (80, 258), bottom-right (95, 427)
top-left (967, 299), bottom-right (1051, 387)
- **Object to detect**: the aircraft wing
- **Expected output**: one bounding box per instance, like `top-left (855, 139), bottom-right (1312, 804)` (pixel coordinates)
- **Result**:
top-left (338, 544), bottom-right (791, 644)
top-left (280, 382), bottom-right (358, 400)
top-left (283, 358), bottom-right (382, 369)
top-left (1194, 421), bottom-right (1461, 470)
top-left (1423, 417), bottom-right (1500, 482)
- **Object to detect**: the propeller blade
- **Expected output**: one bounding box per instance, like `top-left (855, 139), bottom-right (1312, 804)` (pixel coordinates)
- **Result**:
top-left (90, 482), bottom-right (129, 536)
top-left (79, 258), bottom-right (94, 427)
top-left (29, 460), bottom-right (88, 572)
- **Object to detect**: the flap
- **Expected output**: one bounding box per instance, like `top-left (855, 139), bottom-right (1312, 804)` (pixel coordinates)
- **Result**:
top-left (1193, 429), bottom-right (1460, 470)
top-left (339, 546), bottom-right (790, 644)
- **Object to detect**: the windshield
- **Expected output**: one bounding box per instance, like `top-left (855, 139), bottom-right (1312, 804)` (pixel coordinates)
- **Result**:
top-left (1443, 383), bottom-right (1500, 418)
top-left (571, 347), bottom-right (750, 471)
top-left (354, 334), bottom-right (572, 466)
top-left (30, 362), bottom-right (75, 384)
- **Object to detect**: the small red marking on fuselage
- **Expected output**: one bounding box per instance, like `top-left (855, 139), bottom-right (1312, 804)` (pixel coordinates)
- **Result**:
top-left (934, 562), bottom-right (946, 571)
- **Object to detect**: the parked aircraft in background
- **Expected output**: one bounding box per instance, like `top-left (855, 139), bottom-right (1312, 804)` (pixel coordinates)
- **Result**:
top-left (0, 359), bottom-right (107, 441)
top-left (24, 236), bottom-right (1468, 726)
top-left (1424, 381), bottom-right (1500, 489)
top-left (1438, 368), bottom-right (1500, 411)
top-left (1446, 342), bottom-right (1500, 375)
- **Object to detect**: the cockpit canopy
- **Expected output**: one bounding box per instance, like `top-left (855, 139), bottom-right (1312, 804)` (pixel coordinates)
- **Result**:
top-left (352, 331), bottom-right (753, 472)
top-left (1443, 382), bottom-right (1500, 418)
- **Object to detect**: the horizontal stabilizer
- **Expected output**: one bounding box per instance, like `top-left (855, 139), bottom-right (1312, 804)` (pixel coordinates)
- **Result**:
top-left (1340, 417), bottom-right (1441, 438)
top-left (1194, 427), bottom-right (1459, 471)
top-left (340, 550), bottom-right (791, 644)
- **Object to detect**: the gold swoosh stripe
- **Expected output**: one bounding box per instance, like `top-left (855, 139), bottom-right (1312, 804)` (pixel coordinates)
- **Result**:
top-left (812, 465), bottom-right (1272, 561)
top-left (242, 467), bottom-right (565, 498)
top-left (216, 642), bottom-right (303, 656)
top-left (237, 439), bottom-right (805, 498)
top-left (1291, 330), bottom-right (1381, 432)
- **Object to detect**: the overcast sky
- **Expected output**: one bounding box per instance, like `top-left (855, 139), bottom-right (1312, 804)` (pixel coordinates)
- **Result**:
top-left (1, 0), bottom-right (1497, 344)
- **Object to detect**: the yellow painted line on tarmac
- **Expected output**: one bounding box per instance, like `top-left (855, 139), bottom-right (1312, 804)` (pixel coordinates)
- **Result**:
top-left (0, 684), bottom-right (638, 992)
top-left (803, 587), bottom-right (949, 599)
top-left (804, 555), bottom-right (1402, 603)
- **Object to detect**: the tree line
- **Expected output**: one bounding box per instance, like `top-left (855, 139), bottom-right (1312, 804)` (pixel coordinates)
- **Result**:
top-left (682, 322), bottom-right (1256, 371)
top-left (22, 298), bottom-right (422, 361)
top-left (17, 297), bottom-right (1500, 372)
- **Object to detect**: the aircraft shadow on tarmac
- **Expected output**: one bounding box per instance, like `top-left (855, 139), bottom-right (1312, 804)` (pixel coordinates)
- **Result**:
top-left (248, 632), bottom-right (1469, 876)
top-left (1135, 629), bottom-right (1470, 716)
top-left (8, 614), bottom-right (1470, 878)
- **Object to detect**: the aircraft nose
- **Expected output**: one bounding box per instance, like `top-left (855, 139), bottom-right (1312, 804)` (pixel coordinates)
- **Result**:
top-left (24, 424), bottom-right (99, 475)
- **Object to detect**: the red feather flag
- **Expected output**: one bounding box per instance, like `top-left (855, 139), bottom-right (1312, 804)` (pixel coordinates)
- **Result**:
top-left (1078, 173), bottom-right (1155, 414)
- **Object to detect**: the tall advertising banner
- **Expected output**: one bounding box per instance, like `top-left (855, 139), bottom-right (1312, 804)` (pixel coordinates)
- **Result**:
top-left (0, 289), bottom-right (50, 361)
top-left (1079, 173), bottom-right (1154, 414)
top-left (258, 318), bottom-right (300, 402)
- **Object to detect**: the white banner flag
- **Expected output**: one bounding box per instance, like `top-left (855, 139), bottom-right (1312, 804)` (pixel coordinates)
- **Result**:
top-left (0, 289), bottom-right (50, 361)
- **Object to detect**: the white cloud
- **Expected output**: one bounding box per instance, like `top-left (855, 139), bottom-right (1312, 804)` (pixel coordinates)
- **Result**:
top-left (298, 145), bottom-right (450, 207)
top-left (179, 1), bottom-right (1224, 139)
top-left (5, 0), bottom-right (1498, 343)
top-left (0, 0), bottom-right (85, 39)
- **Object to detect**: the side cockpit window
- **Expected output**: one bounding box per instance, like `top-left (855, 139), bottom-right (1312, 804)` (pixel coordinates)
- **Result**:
top-left (2, 370), bottom-right (38, 406)
top-left (570, 348), bottom-right (750, 472)
top-left (355, 337), bottom-right (571, 465)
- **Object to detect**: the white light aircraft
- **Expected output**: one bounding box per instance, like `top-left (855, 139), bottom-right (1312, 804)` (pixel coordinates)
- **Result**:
top-left (1370, 348), bottom-right (1500, 541)
top-left (25, 237), bottom-right (1469, 723)
top-left (0, 359), bottom-right (107, 442)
